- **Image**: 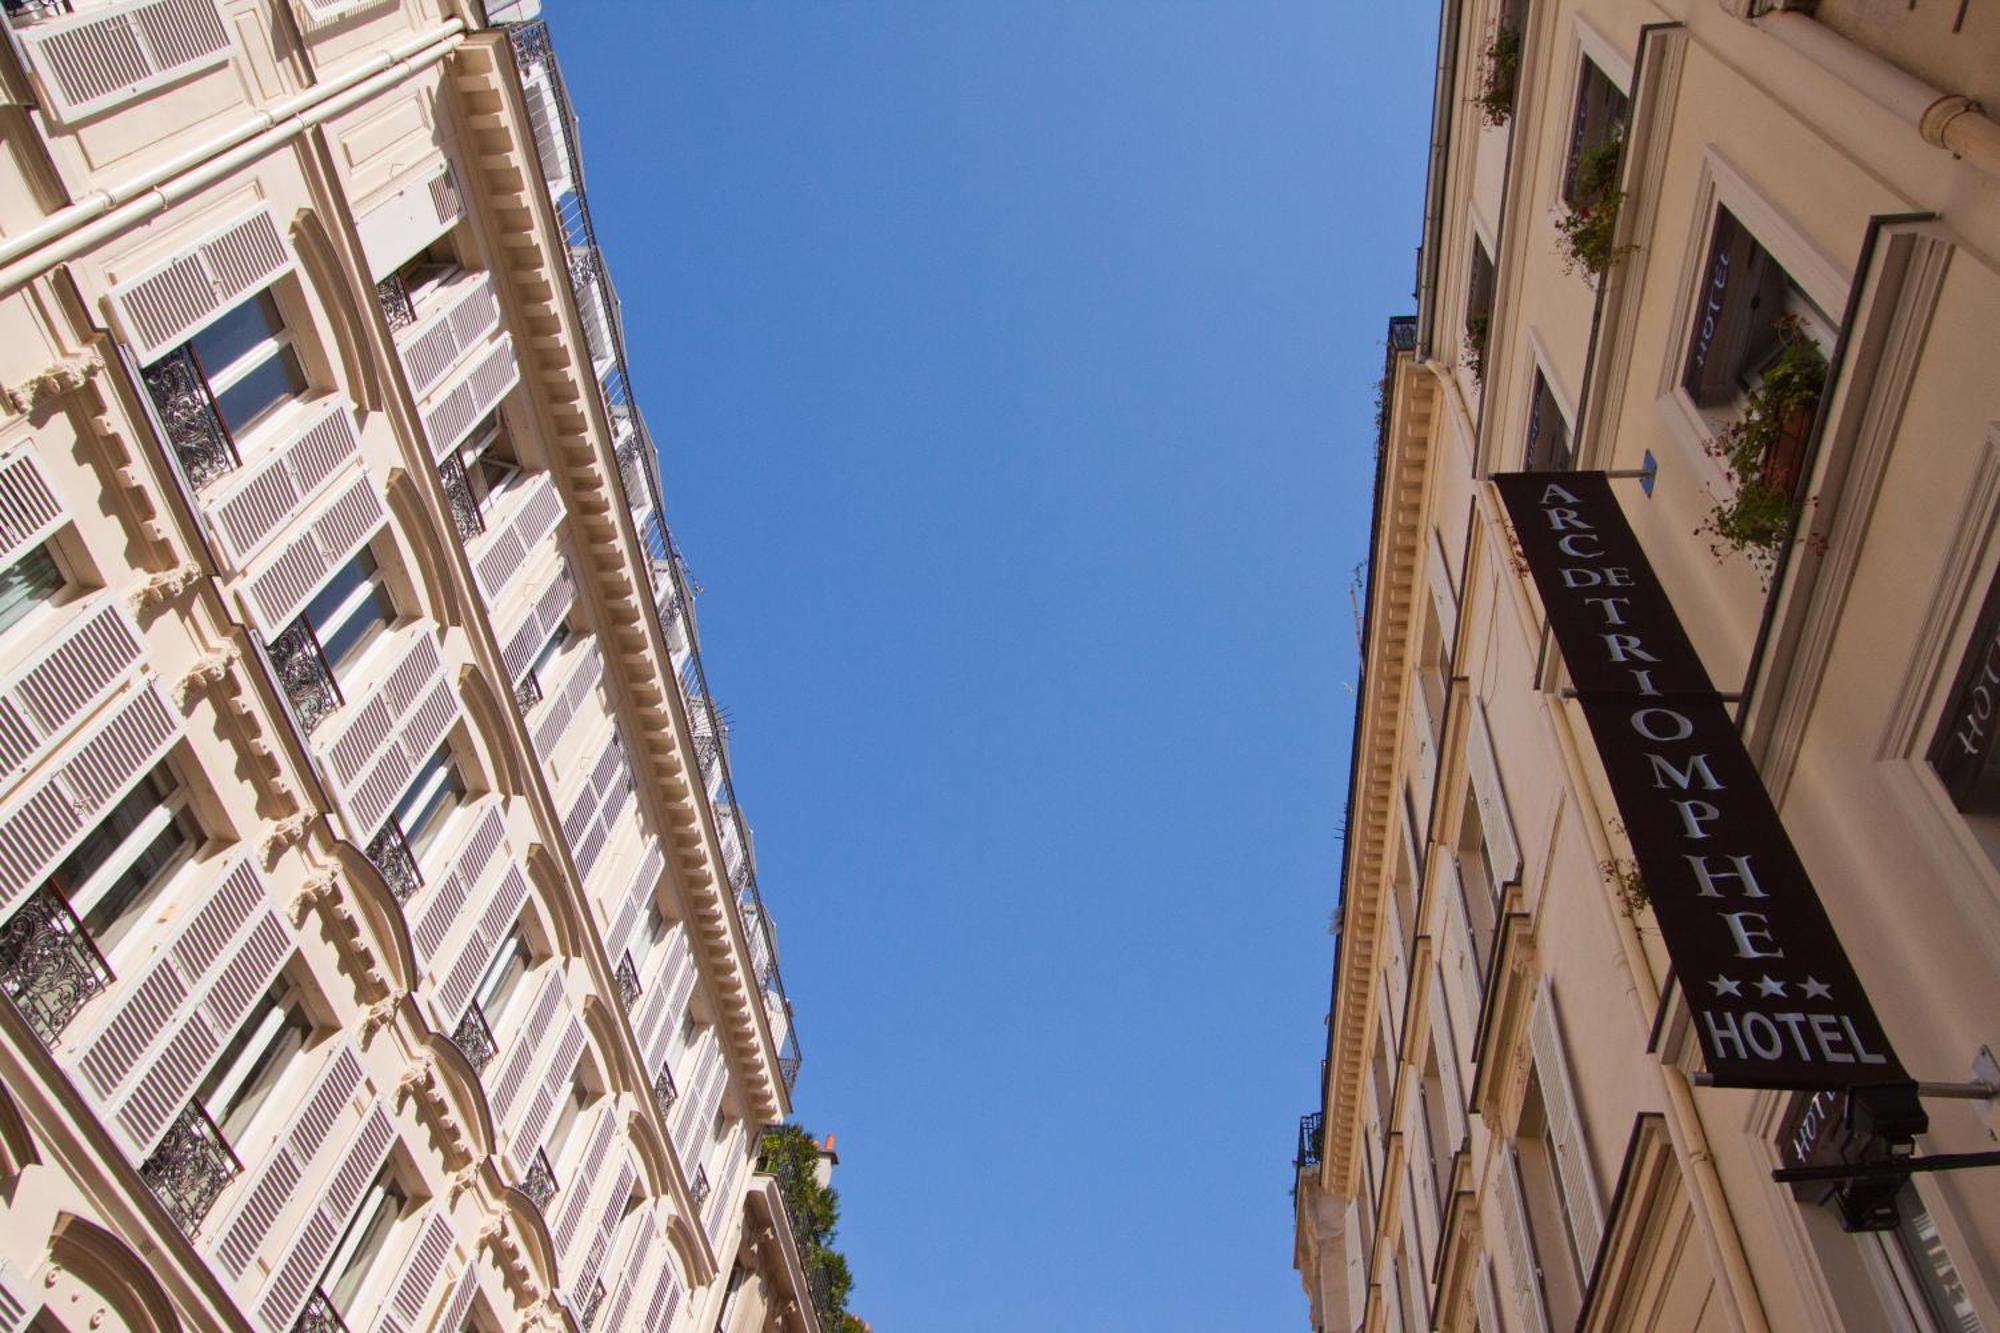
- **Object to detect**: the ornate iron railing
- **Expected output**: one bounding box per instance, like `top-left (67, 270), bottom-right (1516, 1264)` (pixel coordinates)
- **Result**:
top-left (269, 617), bottom-right (342, 736)
top-left (1296, 1110), bottom-right (1324, 1170)
top-left (293, 1289), bottom-right (350, 1333)
top-left (364, 821), bottom-right (420, 903)
top-left (506, 18), bottom-right (801, 1094)
top-left (613, 954), bottom-right (640, 1010)
top-left (451, 1002), bottom-right (497, 1075)
top-left (512, 669), bottom-right (543, 715)
top-left (437, 452), bottom-right (485, 541)
top-left (522, 1149), bottom-right (557, 1212)
top-left (575, 1280), bottom-right (606, 1333)
top-left (142, 344), bottom-right (238, 490)
top-left (689, 1164), bottom-right (711, 1205)
top-left (652, 1066), bottom-right (678, 1123)
top-left (140, 1102), bottom-right (241, 1233)
top-left (377, 273), bottom-right (418, 332)
top-left (0, 885), bottom-right (112, 1045)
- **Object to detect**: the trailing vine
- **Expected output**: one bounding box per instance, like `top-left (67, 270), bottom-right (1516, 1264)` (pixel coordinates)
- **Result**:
top-left (1696, 316), bottom-right (1827, 581)
top-left (1555, 133), bottom-right (1627, 280)
top-left (1474, 26), bottom-right (1522, 127)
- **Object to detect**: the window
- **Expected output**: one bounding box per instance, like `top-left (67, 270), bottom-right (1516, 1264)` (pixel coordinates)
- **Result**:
top-left (190, 292), bottom-right (306, 439)
top-left (0, 542), bottom-right (64, 641)
top-left (461, 416), bottom-right (522, 512)
top-left (545, 1072), bottom-right (595, 1173)
top-left (1683, 207), bottom-right (1833, 414)
top-left (1455, 794), bottom-right (1502, 980)
top-left (474, 926), bottom-right (531, 1030)
top-left (59, 767), bottom-right (201, 960)
top-left (1878, 1183), bottom-right (1986, 1332)
top-left (630, 899), bottom-right (669, 977)
top-left (1419, 1042), bottom-right (1453, 1214)
top-left (305, 548), bottom-right (396, 683)
top-left (1929, 566), bottom-right (2000, 865)
top-left (1516, 1074), bottom-right (1585, 1327)
top-left (390, 746), bottom-right (466, 866)
top-left (1524, 369), bottom-right (1571, 472)
top-left (199, 980), bottom-right (311, 1144)
top-left (1561, 58), bottom-right (1627, 210)
top-left (325, 1168), bottom-right (410, 1317)
top-left (1464, 237), bottom-right (1496, 382)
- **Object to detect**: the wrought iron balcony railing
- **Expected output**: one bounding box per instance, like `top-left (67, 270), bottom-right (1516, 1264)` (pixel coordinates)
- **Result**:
top-left (437, 452), bottom-right (485, 542)
top-left (576, 1280), bottom-right (606, 1333)
top-left (521, 1148), bottom-right (557, 1212)
top-left (652, 1066), bottom-right (678, 1123)
top-left (269, 617), bottom-right (342, 736)
top-left (613, 953), bottom-right (640, 1011)
top-left (451, 1002), bottom-right (498, 1075)
top-left (1296, 1110), bottom-right (1324, 1171)
top-left (0, 885), bottom-right (112, 1045)
top-left (364, 820), bottom-right (420, 904)
top-left (142, 344), bottom-right (239, 490)
top-left (689, 1164), bottom-right (711, 1205)
top-left (139, 1101), bottom-right (241, 1233)
top-left (376, 273), bottom-right (418, 332)
top-left (512, 668), bottom-right (543, 715)
top-left (293, 1288), bottom-right (350, 1333)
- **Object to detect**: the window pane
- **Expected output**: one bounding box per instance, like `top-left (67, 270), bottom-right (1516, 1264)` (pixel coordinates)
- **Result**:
top-left (78, 809), bottom-right (196, 957)
top-left (191, 293), bottom-right (284, 378)
top-left (211, 344), bottom-right (305, 436)
top-left (307, 550), bottom-right (392, 677)
top-left (330, 1180), bottom-right (407, 1314)
top-left (0, 545), bottom-right (63, 639)
top-left (53, 771), bottom-right (171, 899)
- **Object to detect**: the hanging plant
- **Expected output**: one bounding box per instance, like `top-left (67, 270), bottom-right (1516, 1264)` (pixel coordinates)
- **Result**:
top-left (1474, 26), bottom-right (1522, 127)
top-left (1697, 316), bottom-right (1827, 580)
top-left (1555, 133), bottom-right (1627, 279)
top-left (1463, 310), bottom-right (1490, 383)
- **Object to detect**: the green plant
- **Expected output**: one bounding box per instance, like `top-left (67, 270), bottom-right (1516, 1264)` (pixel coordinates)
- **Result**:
top-left (1600, 857), bottom-right (1649, 915)
top-left (1698, 317), bottom-right (1827, 578)
top-left (1463, 311), bottom-right (1491, 383)
top-left (1556, 134), bottom-right (1627, 279)
top-left (1474, 26), bottom-right (1522, 127)
top-left (760, 1125), bottom-right (868, 1330)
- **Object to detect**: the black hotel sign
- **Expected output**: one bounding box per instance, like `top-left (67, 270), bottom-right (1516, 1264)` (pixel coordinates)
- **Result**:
top-left (1494, 473), bottom-right (1904, 1090)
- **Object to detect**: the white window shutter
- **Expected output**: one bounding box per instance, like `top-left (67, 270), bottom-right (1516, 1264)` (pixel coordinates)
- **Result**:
top-left (550, 1106), bottom-right (615, 1268)
top-left (1467, 699), bottom-right (1521, 883)
top-left (203, 402), bottom-right (362, 568)
top-left (409, 804), bottom-right (504, 968)
top-left (1494, 1147), bottom-right (1550, 1333)
top-left (641, 1244), bottom-right (683, 1333)
top-left (20, 0), bottom-right (233, 127)
top-left (1529, 980), bottom-right (1604, 1265)
top-left (0, 450), bottom-right (66, 571)
top-left (240, 472), bottom-right (386, 637)
top-left (289, 0), bottom-right (397, 36)
top-left (368, 1209), bottom-right (457, 1333)
top-left (599, 1210), bottom-right (655, 1333)
top-left (1473, 1253), bottom-right (1503, 1333)
top-left (1430, 971), bottom-right (1467, 1150)
top-left (422, 334), bottom-right (519, 461)
top-left (106, 206), bottom-right (287, 362)
top-left (0, 595), bottom-right (146, 798)
top-left (315, 630), bottom-right (458, 840)
top-left (0, 1257), bottom-right (31, 1332)
top-left (397, 271), bottom-right (501, 399)
top-left (1428, 528), bottom-right (1458, 657)
top-left (255, 1103), bottom-right (396, 1333)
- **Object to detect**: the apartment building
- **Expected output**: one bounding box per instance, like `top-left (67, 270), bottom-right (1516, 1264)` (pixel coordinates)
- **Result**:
top-left (0, 1), bottom-right (819, 1330)
top-left (1295, 3), bottom-right (1999, 1331)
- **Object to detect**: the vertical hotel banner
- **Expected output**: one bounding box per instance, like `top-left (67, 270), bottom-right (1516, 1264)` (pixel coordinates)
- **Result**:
top-left (1493, 472), bottom-right (1903, 1090)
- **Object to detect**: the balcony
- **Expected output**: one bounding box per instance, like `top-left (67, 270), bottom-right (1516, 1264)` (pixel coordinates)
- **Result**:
top-left (141, 344), bottom-right (238, 490)
top-left (450, 1002), bottom-right (497, 1075)
top-left (613, 954), bottom-right (640, 1011)
top-left (521, 1148), bottom-right (557, 1212)
top-left (364, 821), bottom-right (420, 904)
top-left (0, 886), bottom-right (112, 1045)
top-left (268, 616), bottom-right (341, 736)
top-left (139, 1102), bottom-right (240, 1233)
top-left (575, 1280), bottom-right (606, 1333)
top-left (376, 273), bottom-right (418, 332)
top-left (436, 451), bottom-right (484, 542)
top-left (689, 1164), bottom-right (711, 1206)
top-left (292, 1289), bottom-right (349, 1333)
top-left (391, 268), bottom-right (501, 402)
top-left (1295, 1111), bottom-right (1324, 1171)
top-left (652, 1066), bottom-right (678, 1123)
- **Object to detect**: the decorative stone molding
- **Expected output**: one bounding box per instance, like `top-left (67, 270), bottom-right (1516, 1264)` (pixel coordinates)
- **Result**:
top-left (2, 350), bottom-right (102, 415)
top-left (289, 868), bottom-right (341, 926)
top-left (478, 1217), bottom-right (539, 1308)
top-left (360, 995), bottom-right (400, 1042)
top-left (173, 649), bottom-right (238, 709)
top-left (127, 562), bottom-right (204, 613)
top-left (259, 812), bottom-right (315, 869)
top-left (449, 1164), bottom-right (482, 1207)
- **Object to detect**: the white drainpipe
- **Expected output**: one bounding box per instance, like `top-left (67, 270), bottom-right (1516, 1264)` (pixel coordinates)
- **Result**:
top-left (0, 19), bottom-right (467, 294)
top-left (1755, 9), bottom-right (2000, 179)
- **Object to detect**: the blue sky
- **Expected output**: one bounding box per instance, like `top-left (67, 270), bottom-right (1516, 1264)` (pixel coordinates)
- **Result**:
top-left (550, 3), bottom-right (1435, 1327)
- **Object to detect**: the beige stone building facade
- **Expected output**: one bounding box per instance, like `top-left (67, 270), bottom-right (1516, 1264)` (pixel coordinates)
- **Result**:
top-left (1295, 2), bottom-right (2000, 1331)
top-left (0, 1), bottom-right (822, 1330)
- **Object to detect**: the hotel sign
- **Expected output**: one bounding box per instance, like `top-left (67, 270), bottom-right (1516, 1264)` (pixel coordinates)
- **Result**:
top-left (1494, 472), bottom-right (1904, 1090)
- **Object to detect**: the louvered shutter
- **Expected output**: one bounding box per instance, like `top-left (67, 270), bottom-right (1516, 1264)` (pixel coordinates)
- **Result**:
top-left (1428, 528), bottom-right (1458, 657)
top-left (289, 0), bottom-right (396, 35)
top-left (202, 402), bottom-right (362, 567)
top-left (67, 856), bottom-right (286, 1158)
top-left (209, 1041), bottom-right (366, 1277)
top-left (670, 1032), bottom-right (722, 1164)
top-left (315, 630), bottom-right (457, 840)
top-left (368, 1208), bottom-right (458, 1333)
top-left (532, 637), bottom-right (601, 759)
top-left (1430, 972), bottom-right (1467, 1150)
top-left (1401, 1196), bottom-right (1431, 1331)
top-left (1441, 860), bottom-right (1481, 1048)
top-left (484, 969), bottom-right (561, 1126)
top-left (641, 1245), bottom-right (683, 1333)
top-left (1382, 1246), bottom-right (1405, 1332)
top-left (1408, 1114), bottom-right (1438, 1267)
top-left (703, 1122), bottom-right (749, 1242)
top-left (0, 594), bottom-right (146, 807)
top-left (0, 677), bottom-right (176, 915)
top-left (239, 472), bottom-right (385, 637)
top-left (1342, 1201), bottom-right (1366, 1332)
top-left (422, 334), bottom-right (519, 461)
top-left (471, 472), bottom-right (565, 600)
top-left (437, 1269), bottom-right (479, 1333)
top-left (19, 0), bottom-right (233, 126)
top-left (396, 271), bottom-right (500, 399)
top-left (598, 1210), bottom-right (654, 1333)
top-left (255, 1103), bottom-right (397, 1333)
top-left (1528, 980), bottom-right (1603, 1266)
top-left (1467, 700), bottom-right (1521, 884)
top-left (0, 1257), bottom-right (31, 1332)
top-left (408, 803), bottom-right (504, 969)
top-left (356, 162), bottom-right (462, 278)
top-left (574, 1154), bottom-right (637, 1301)
top-left (632, 921), bottom-right (694, 1071)
top-left (1473, 1253), bottom-right (1503, 1333)
top-left (549, 1107), bottom-right (615, 1272)
top-left (0, 450), bottom-right (66, 572)
top-left (106, 206), bottom-right (286, 361)
top-left (1494, 1148), bottom-right (1550, 1333)
top-left (509, 1017), bottom-right (583, 1177)
top-left (429, 863), bottom-right (529, 1025)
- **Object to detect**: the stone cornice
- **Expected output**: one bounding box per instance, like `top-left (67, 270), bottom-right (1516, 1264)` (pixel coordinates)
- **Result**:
top-left (1325, 356), bottom-right (1438, 1199)
top-left (449, 33), bottom-right (787, 1125)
